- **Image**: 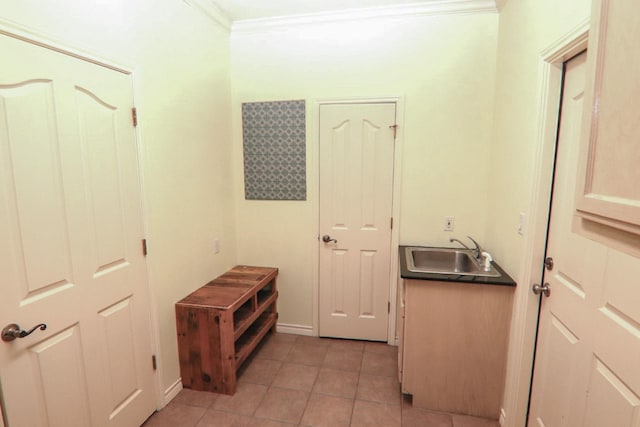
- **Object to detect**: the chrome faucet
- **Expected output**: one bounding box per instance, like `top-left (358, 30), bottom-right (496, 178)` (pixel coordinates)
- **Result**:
top-left (449, 236), bottom-right (482, 258)
top-left (465, 236), bottom-right (483, 260)
top-left (450, 236), bottom-right (492, 270)
top-left (449, 237), bottom-right (472, 252)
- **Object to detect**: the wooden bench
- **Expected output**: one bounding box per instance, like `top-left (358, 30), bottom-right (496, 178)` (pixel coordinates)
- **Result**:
top-left (175, 265), bottom-right (278, 395)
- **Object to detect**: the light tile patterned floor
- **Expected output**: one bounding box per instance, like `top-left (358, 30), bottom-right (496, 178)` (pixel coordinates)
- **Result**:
top-left (143, 333), bottom-right (500, 427)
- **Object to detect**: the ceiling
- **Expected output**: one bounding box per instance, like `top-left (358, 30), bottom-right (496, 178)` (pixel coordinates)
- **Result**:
top-left (212, 0), bottom-right (501, 22)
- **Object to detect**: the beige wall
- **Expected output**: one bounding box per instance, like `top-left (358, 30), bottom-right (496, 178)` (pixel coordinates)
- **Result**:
top-left (133, 3), bottom-right (236, 395)
top-left (231, 12), bottom-right (499, 329)
top-left (487, 0), bottom-right (590, 269)
top-left (487, 0), bottom-right (590, 425)
top-left (1, 0), bottom-right (236, 401)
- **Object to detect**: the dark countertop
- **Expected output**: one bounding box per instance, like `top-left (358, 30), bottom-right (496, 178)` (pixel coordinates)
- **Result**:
top-left (399, 245), bottom-right (517, 287)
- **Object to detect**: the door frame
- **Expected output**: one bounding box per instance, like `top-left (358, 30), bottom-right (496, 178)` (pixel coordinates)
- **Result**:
top-left (501, 21), bottom-right (589, 426)
top-left (312, 96), bottom-right (405, 345)
top-left (0, 19), bottom-right (164, 410)
top-left (0, 379), bottom-right (6, 427)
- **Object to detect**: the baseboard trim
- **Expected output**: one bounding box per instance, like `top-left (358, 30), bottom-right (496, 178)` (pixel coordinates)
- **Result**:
top-left (162, 378), bottom-right (183, 407)
top-left (276, 323), bottom-right (314, 336)
top-left (499, 407), bottom-right (507, 426)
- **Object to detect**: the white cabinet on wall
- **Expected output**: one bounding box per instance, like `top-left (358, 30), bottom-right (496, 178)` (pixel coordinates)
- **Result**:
top-left (575, 0), bottom-right (640, 235)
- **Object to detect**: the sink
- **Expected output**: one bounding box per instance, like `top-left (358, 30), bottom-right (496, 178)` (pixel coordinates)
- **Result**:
top-left (404, 247), bottom-right (501, 277)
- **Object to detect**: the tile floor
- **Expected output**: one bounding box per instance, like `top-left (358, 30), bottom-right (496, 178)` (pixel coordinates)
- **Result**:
top-left (143, 333), bottom-right (499, 427)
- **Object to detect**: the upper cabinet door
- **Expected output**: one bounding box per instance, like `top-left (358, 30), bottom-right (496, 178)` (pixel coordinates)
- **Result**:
top-left (575, 0), bottom-right (640, 235)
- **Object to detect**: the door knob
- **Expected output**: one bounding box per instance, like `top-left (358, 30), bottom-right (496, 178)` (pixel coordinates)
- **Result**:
top-left (2, 323), bottom-right (47, 342)
top-left (532, 283), bottom-right (551, 297)
top-left (321, 235), bottom-right (337, 244)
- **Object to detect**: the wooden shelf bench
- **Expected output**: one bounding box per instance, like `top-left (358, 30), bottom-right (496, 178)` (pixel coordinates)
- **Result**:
top-left (175, 265), bottom-right (278, 395)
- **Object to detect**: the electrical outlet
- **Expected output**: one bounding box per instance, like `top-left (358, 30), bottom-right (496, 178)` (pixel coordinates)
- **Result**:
top-left (214, 238), bottom-right (220, 254)
top-left (444, 216), bottom-right (455, 232)
top-left (518, 213), bottom-right (525, 235)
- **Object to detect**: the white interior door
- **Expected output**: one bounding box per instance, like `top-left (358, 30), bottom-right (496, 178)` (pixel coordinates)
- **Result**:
top-left (529, 52), bottom-right (640, 425)
top-left (318, 102), bottom-right (396, 341)
top-left (0, 34), bottom-right (156, 427)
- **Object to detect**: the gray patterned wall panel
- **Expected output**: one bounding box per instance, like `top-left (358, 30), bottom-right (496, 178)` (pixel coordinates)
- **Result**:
top-left (242, 100), bottom-right (307, 201)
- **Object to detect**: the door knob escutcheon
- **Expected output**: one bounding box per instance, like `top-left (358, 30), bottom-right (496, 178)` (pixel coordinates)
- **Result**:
top-left (2, 323), bottom-right (47, 342)
top-left (532, 283), bottom-right (551, 298)
top-left (321, 235), bottom-right (337, 244)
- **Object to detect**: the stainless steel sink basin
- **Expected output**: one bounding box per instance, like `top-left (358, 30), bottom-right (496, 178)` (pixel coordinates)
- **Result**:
top-left (405, 247), bottom-right (500, 277)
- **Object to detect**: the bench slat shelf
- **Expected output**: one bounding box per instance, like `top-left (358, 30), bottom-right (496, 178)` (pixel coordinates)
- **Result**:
top-left (234, 291), bottom-right (278, 341)
top-left (234, 312), bottom-right (277, 368)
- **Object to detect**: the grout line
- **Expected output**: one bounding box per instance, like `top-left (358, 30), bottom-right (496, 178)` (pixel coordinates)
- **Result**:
top-left (295, 365), bottom-right (318, 425)
top-left (192, 406), bottom-right (207, 427)
top-left (348, 351), bottom-right (364, 426)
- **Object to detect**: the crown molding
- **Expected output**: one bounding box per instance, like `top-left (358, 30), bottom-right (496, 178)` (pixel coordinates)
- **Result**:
top-left (539, 18), bottom-right (589, 63)
top-left (184, 0), bottom-right (232, 31)
top-left (232, 0), bottom-right (497, 33)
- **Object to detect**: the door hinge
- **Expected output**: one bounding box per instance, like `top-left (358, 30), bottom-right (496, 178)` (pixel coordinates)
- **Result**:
top-left (132, 107), bottom-right (138, 127)
top-left (142, 239), bottom-right (148, 256)
top-left (388, 301), bottom-right (391, 313)
top-left (152, 354), bottom-right (157, 370)
top-left (390, 217), bottom-right (394, 230)
top-left (389, 124), bottom-right (398, 139)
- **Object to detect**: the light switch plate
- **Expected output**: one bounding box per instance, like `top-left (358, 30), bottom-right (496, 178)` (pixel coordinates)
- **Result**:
top-left (444, 216), bottom-right (455, 232)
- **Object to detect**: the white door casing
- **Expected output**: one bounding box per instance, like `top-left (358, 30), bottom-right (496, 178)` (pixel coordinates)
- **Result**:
top-left (318, 102), bottom-right (396, 341)
top-left (528, 52), bottom-right (590, 426)
top-left (529, 52), bottom-right (640, 426)
top-left (0, 34), bottom-right (156, 426)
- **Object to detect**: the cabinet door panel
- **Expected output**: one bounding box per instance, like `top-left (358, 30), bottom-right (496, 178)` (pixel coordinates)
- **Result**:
top-left (575, 0), bottom-right (640, 235)
top-left (401, 280), bottom-right (512, 418)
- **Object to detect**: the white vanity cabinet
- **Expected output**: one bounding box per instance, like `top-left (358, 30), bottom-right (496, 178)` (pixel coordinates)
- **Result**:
top-left (399, 279), bottom-right (514, 419)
